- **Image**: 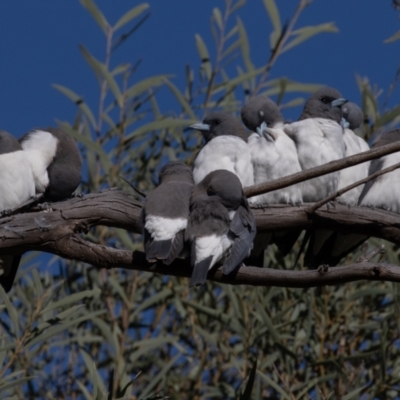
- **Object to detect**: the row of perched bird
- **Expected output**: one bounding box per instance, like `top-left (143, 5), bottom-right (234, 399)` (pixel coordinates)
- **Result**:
top-left (142, 86), bottom-right (400, 286)
top-left (0, 128), bottom-right (82, 292)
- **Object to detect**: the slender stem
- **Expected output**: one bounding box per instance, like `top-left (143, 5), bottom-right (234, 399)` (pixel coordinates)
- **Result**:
top-left (244, 140), bottom-right (400, 199)
top-left (203, 0), bottom-right (232, 112)
top-left (252, 0), bottom-right (311, 96)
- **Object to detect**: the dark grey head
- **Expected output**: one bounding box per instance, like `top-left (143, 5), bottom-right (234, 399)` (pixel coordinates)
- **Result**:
top-left (0, 130), bottom-right (22, 155)
top-left (373, 129), bottom-right (400, 148)
top-left (300, 87), bottom-right (348, 123)
top-left (197, 169), bottom-right (243, 210)
top-left (190, 111), bottom-right (248, 143)
top-left (341, 102), bottom-right (363, 130)
top-left (44, 127), bottom-right (82, 200)
top-left (159, 161), bottom-right (194, 185)
top-left (241, 95), bottom-right (284, 131)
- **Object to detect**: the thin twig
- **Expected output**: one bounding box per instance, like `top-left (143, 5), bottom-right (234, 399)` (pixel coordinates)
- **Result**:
top-left (307, 161), bottom-right (400, 214)
top-left (244, 141), bottom-right (400, 199)
top-left (357, 245), bottom-right (385, 263)
top-left (252, 0), bottom-right (311, 96)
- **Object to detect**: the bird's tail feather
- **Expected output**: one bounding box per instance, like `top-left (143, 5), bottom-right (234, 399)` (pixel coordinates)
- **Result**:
top-left (145, 239), bottom-right (172, 262)
top-left (190, 256), bottom-right (213, 287)
top-left (164, 231), bottom-right (185, 265)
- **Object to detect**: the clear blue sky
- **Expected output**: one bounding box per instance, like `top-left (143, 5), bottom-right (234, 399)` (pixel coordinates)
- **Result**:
top-left (0, 1), bottom-right (399, 136)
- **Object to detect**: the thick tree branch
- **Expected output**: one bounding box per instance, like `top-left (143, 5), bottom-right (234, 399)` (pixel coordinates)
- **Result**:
top-left (0, 188), bottom-right (400, 288)
top-left (244, 140), bottom-right (400, 198)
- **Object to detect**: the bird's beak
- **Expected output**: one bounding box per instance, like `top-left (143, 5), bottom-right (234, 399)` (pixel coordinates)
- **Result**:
top-left (189, 123), bottom-right (210, 131)
top-left (256, 121), bottom-right (267, 137)
top-left (331, 98), bottom-right (348, 108)
top-left (340, 118), bottom-right (350, 129)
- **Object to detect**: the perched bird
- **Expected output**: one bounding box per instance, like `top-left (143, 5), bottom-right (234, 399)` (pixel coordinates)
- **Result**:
top-left (303, 102), bottom-right (369, 268)
top-left (19, 127), bottom-right (82, 200)
top-left (306, 129), bottom-right (400, 268)
top-left (190, 111), bottom-right (254, 187)
top-left (186, 170), bottom-right (256, 287)
top-left (141, 162), bottom-right (194, 265)
top-left (337, 102), bottom-right (370, 205)
top-left (241, 95), bottom-right (303, 258)
top-left (359, 129), bottom-right (400, 211)
top-left (284, 87), bottom-right (348, 202)
top-left (0, 131), bottom-right (36, 292)
top-left (241, 95), bottom-right (303, 205)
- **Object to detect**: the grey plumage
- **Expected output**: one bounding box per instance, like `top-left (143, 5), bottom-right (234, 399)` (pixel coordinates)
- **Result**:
top-left (191, 111), bottom-right (254, 187)
top-left (141, 161), bottom-right (194, 264)
top-left (19, 127), bottom-right (82, 200)
top-left (186, 170), bottom-right (256, 287)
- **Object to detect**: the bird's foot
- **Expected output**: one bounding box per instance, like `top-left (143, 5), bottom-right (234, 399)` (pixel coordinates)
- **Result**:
top-left (37, 202), bottom-right (53, 212)
top-left (317, 264), bottom-right (329, 275)
top-left (72, 191), bottom-right (84, 198)
top-left (251, 202), bottom-right (269, 210)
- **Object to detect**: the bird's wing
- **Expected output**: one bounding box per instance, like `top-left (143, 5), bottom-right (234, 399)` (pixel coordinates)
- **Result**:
top-left (222, 204), bottom-right (256, 275)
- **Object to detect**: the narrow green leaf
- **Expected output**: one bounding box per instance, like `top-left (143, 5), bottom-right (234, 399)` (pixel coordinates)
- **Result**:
top-left (125, 75), bottom-right (171, 100)
top-left (79, 45), bottom-right (123, 107)
top-left (81, 349), bottom-right (107, 397)
top-left (42, 288), bottom-right (101, 313)
top-left (76, 380), bottom-right (94, 400)
top-left (113, 3), bottom-right (149, 31)
top-left (237, 17), bottom-right (254, 75)
top-left (0, 377), bottom-right (33, 392)
top-left (52, 84), bottom-right (96, 128)
top-left (0, 286), bottom-right (20, 338)
top-left (282, 22), bottom-right (339, 53)
top-left (343, 386), bottom-right (368, 400)
top-left (164, 79), bottom-right (197, 119)
top-left (376, 106), bottom-right (400, 129)
top-left (195, 34), bottom-right (212, 79)
top-left (212, 8), bottom-right (223, 30)
top-left (257, 370), bottom-right (292, 399)
top-left (262, 0), bottom-right (281, 49)
top-left (384, 30), bottom-right (400, 43)
top-left (123, 118), bottom-right (198, 145)
top-left (80, 0), bottom-right (110, 35)
top-left (139, 353), bottom-right (181, 399)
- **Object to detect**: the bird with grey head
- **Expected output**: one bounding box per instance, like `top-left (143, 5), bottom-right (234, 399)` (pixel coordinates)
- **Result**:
top-left (141, 161), bottom-right (194, 265)
top-left (186, 169), bottom-right (256, 287)
top-left (190, 111), bottom-right (254, 188)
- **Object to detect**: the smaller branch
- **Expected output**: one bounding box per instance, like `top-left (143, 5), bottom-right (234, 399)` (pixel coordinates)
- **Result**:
top-left (307, 161), bottom-right (400, 214)
top-left (357, 244), bottom-right (385, 263)
top-left (244, 141), bottom-right (400, 198)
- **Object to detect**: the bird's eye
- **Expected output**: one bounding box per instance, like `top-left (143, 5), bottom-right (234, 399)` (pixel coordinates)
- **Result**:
top-left (321, 97), bottom-right (330, 104)
top-left (215, 119), bottom-right (221, 125)
top-left (207, 187), bottom-right (216, 196)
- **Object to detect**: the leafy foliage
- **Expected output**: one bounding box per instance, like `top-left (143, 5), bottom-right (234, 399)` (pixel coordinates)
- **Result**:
top-left (1, 0), bottom-right (400, 398)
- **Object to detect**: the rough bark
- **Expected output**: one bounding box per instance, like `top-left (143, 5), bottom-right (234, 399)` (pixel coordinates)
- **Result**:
top-left (1, 188), bottom-right (400, 288)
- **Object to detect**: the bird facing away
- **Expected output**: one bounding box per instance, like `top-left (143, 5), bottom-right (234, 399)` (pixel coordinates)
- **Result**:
top-left (0, 130), bottom-right (36, 292)
top-left (242, 95), bottom-right (303, 205)
top-left (337, 102), bottom-right (370, 205)
top-left (284, 87), bottom-right (347, 202)
top-left (19, 127), bottom-right (82, 200)
top-left (141, 161), bottom-right (194, 265)
top-left (190, 111), bottom-right (254, 188)
top-left (306, 129), bottom-right (400, 269)
top-left (186, 170), bottom-right (256, 287)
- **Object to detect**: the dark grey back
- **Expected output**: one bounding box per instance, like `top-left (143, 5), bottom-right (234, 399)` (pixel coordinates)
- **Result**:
top-left (45, 128), bottom-right (82, 200)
